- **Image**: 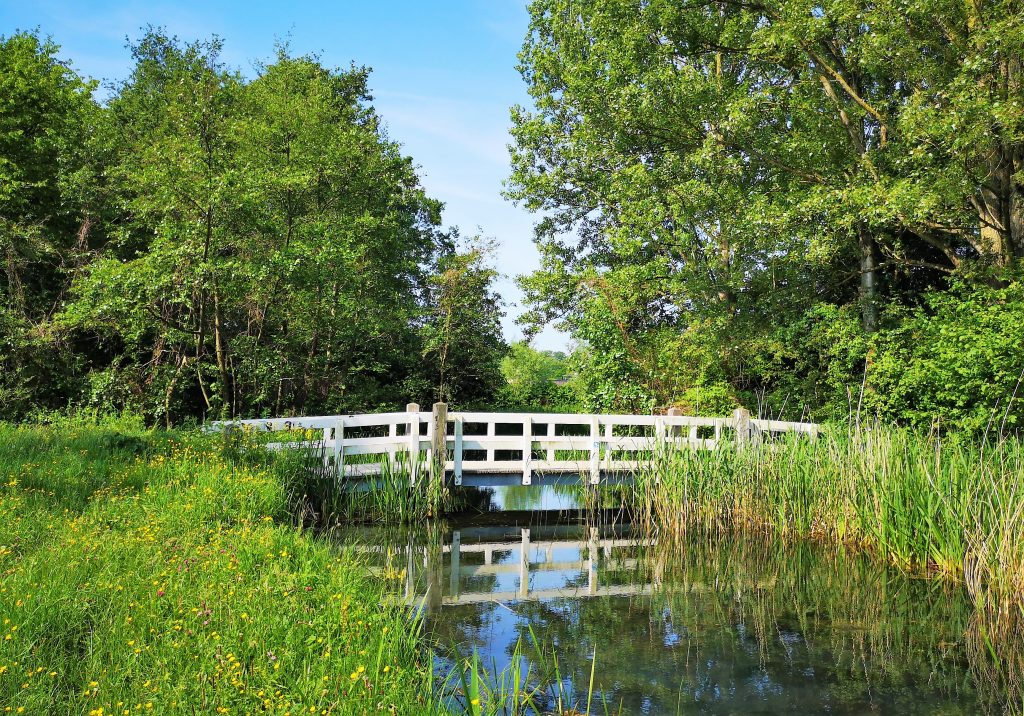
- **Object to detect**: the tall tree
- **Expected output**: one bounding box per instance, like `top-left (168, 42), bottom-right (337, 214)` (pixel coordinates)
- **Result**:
top-left (0, 31), bottom-right (104, 416)
top-left (508, 0), bottom-right (1024, 414)
top-left (62, 32), bottom-right (447, 422)
top-left (421, 238), bottom-right (506, 407)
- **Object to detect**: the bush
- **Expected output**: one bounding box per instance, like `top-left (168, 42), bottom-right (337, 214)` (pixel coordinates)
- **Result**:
top-left (868, 280), bottom-right (1024, 433)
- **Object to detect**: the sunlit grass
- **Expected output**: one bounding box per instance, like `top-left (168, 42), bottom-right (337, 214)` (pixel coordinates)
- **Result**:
top-left (0, 417), bottom-right (437, 714)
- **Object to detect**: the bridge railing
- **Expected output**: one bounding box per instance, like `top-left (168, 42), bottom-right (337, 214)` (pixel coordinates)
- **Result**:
top-left (211, 404), bottom-right (819, 486)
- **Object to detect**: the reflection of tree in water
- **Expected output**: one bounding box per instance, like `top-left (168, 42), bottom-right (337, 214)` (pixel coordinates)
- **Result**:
top-left (336, 518), bottom-right (1020, 714)
top-left (438, 533), bottom-right (1008, 714)
top-left (498, 486), bottom-right (548, 512)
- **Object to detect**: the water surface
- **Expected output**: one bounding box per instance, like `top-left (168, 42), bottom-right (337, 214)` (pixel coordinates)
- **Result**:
top-left (341, 486), bottom-right (1012, 714)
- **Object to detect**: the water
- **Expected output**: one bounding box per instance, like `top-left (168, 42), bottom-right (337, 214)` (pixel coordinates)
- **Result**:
top-left (339, 486), bottom-right (1014, 714)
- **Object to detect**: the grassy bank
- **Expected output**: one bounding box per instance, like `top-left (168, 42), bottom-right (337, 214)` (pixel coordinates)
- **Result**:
top-left (629, 425), bottom-right (1024, 638)
top-left (0, 417), bottom-right (435, 715)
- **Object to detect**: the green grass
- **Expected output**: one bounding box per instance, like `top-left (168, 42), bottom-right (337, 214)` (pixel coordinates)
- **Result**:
top-left (0, 417), bottom-right (437, 715)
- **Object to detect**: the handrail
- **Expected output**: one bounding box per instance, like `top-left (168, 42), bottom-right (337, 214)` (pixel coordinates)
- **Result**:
top-left (211, 404), bottom-right (820, 486)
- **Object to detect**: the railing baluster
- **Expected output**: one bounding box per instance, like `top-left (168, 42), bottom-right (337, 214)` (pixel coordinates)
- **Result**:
top-left (486, 420), bottom-right (495, 464)
top-left (333, 418), bottom-right (344, 480)
top-left (454, 417), bottom-right (463, 486)
top-left (407, 403), bottom-right (420, 485)
top-left (589, 416), bottom-right (600, 485)
top-left (522, 417), bottom-right (532, 486)
top-left (604, 420), bottom-right (614, 472)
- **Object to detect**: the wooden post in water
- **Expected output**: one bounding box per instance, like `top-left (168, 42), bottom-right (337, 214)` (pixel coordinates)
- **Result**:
top-left (733, 408), bottom-right (751, 449)
top-left (431, 402), bottom-right (448, 487)
top-left (406, 403), bottom-right (420, 484)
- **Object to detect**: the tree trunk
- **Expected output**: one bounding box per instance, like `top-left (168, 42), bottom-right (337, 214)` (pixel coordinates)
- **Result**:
top-left (859, 226), bottom-right (879, 333)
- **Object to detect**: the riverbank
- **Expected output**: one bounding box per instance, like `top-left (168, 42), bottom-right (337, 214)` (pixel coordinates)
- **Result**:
top-left (0, 417), bottom-right (435, 714)
top-left (3, 417), bottom-right (1022, 714)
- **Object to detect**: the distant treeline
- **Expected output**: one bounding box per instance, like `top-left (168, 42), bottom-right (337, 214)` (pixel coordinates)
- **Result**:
top-left (0, 30), bottom-right (505, 424)
top-left (6, 5), bottom-right (1024, 433)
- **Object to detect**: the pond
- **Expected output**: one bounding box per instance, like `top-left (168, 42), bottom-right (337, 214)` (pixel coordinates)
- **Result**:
top-left (337, 486), bottom-right (1016, 715)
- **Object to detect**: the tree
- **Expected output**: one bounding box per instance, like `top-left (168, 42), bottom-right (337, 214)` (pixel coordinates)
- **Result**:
top-left (0, 31), bottom-right (104, 418)
top-left (498, 342), bottom-right (579, 411)
top-left (62, 32), bottom-right (447, 423)
top-left (421, 238), bottom-right (506, 407)
top-left (508, 0), bottom-right (1024, 418)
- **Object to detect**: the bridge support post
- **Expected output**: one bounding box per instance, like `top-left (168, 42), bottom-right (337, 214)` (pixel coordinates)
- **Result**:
top-left (733, 408), bottom-right (751, 449)
top-left (431, 402), bottom-right (448, 487)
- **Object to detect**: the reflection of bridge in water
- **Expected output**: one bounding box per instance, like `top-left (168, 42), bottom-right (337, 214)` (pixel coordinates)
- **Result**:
top-left (359, 523), bottom-right (656, 609)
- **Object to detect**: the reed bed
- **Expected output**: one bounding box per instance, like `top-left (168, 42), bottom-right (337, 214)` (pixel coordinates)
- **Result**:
top-left (627, 424), bottom-right (1024, 639)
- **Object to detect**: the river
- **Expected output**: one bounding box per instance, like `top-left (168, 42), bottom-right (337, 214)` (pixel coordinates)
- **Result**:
top-left (338, 485), bottom-right (1015, 715)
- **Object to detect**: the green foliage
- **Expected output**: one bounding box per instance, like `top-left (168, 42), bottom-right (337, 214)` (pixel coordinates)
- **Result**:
top-left (509, 0), bottom-right (1024, 425)
top-left (869, 280), bottom-right (1024, 432)
top-left (421, 238), bottom-right (507, 407)
top-left (0, 29), bottom-right (505, 423)
top-left (0, 31), bottom-right (104, 418)
top-left (497, 342), bottom-right (578, 411)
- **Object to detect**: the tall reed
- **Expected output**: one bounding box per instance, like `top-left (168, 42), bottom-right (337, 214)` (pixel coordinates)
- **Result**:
top-left (627, 424), bottom-right (1024, 638)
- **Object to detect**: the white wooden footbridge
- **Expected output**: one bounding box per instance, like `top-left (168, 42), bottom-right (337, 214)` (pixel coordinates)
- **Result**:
top-left (213, 403), bottom-right (819, 488)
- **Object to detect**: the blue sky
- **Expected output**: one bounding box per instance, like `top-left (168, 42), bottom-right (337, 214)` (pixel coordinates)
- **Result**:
top-left (1, 0), bottom-right (567, 350)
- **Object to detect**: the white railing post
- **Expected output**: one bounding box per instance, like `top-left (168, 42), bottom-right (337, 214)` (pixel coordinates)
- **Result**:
top-left (546, 421), bottom-right (556, 463)
top-left (388, 422), bottom-right (398, 472)
top-left (604, 420), bottom-right (614, 472)
top-left (431, 402), bottom-right (448, 487)
top-left (333, 418), bottom-right (344, 479)
top-left (486, 420), bottom-right (495, 463)
top-left (522, 417), bottom-right (532, 486)
top-left (453, 416), bottom-right (463, 486)
top-left (407, 403), bottom-right (420, 484)
top-left (589, 416), bottom-right (600, 485)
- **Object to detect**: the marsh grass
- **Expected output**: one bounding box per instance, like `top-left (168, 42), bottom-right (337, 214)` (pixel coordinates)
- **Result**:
top-left (0, 417), bottom-right (439, 714)
top-left (437, 626), bottom-right (619, 716)
top-left (626, 423), bottom-right (1024, 643)
top-left (225, 428), bottom-right (480, 525)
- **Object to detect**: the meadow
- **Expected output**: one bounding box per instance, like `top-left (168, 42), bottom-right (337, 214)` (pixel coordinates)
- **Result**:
top-left (0, 417), bottom-right (436, 715)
